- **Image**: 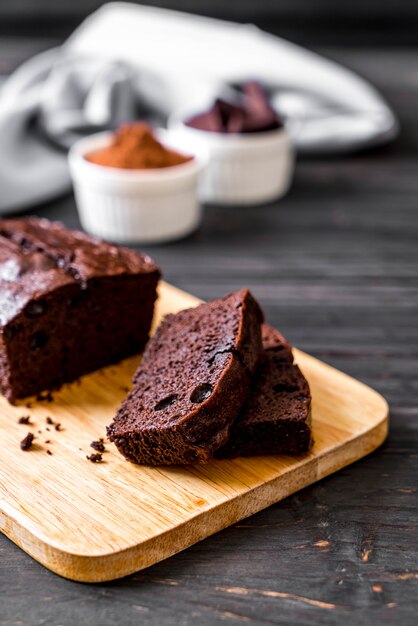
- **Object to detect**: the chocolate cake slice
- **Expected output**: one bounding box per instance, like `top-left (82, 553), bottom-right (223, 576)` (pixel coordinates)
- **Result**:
top-left (216, 325), bottom-right (312, 459)
top-left (107, 289), bottom-right (264, 465)
top-left (0, 217), bottom-right (160, 403)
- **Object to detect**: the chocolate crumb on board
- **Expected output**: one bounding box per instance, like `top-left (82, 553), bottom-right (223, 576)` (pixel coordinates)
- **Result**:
top-left (46, 416), bottom-right (54, 425)
top-left (45, 439), bottom-right (51, 444)
top-left (55, 423), bottom-right (62, 432)
top-left (18, 416), bottom-right (31, 425)
top-left (46, 450), bottom-right (53, 456)
top-left (20, 433), bottom-right (34, 451)
top-left (87, 453), bottom-right (103, 463)
top-left (90, 439), bottom-right (106, 453)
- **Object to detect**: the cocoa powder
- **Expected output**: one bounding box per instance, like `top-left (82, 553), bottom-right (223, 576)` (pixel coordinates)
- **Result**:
top-left (86, 123), bottom-right (192, 170)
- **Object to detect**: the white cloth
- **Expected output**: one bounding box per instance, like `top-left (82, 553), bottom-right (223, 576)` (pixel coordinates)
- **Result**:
top-left (0, 2), bottom-right (399, 214)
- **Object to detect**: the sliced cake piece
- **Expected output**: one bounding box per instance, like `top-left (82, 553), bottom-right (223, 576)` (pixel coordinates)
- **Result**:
top-left (0, 217), bottom-right (160, 402)
top-left (107, 289), bottom-right (264, 465)
top-left (216, 325), bottom-right (312, 459)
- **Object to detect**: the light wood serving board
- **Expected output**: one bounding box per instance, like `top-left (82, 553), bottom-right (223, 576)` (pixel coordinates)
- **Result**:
top-left (0, 282), bottom-right (388, 583)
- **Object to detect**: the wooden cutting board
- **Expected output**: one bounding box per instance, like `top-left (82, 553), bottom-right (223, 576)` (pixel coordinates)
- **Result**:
top-left (0, 282), bottom-right (388, 582)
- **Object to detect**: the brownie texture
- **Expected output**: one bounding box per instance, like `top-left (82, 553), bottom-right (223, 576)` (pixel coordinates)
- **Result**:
top-left (215, 324), bottom-right (312, 459)
top-left (107, 289), bottom-right (264, 465)
top-left (0, 217), bottom-right (160, 402)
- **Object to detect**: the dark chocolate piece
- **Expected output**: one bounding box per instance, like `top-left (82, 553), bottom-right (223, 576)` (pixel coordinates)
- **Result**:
top-left (0, 217), bottom-right (160, 403)
top-left (185, 81), bottom-right (283, 134)
top-left (107, 289), bottom-right (264, 465)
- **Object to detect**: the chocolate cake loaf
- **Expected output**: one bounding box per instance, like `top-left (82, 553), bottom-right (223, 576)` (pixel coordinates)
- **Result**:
top-left (107, 289), bottom-right (264, 465)
top-left (216, 325), bottom-right (312, 459)
top-left (0, 217), bottom-right (160, 402)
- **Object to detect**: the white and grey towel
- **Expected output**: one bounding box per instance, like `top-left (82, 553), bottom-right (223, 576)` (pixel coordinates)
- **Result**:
top-left (0, 2), bottom-right (398, 214)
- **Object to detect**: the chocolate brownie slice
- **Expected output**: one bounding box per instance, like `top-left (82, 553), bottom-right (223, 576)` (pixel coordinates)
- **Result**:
top-left (0, 217), bottom-right (160, 403)
top-left (107, 289), bottom-right (264, 465)
top-left (216, 325), bottom-right (312, 459)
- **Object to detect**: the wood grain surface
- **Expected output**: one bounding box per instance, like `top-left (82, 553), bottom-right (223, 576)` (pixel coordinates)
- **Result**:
top-left (0, 43), bottom-right (417, 626)
top-left (0, 282), bottom-right (388, 582)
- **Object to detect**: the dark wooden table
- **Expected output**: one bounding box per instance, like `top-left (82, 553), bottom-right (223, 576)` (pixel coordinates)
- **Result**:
top-left (1, 41), bottom-right (417, 626)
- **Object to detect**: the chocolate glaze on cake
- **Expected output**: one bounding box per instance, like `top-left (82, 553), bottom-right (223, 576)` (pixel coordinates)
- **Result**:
top-left (107, 289), bottom-right (264, 465)
top-left (216, 325), bottom-right (312, 459)
top-left (0, 217), bottom-right (160, 402)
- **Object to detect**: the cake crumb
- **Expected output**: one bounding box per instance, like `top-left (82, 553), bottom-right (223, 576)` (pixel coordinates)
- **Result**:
top-left (20, 433), bottom-right (34, 451)
top-left (46, 416), bottom-right (54, 425)
top-left (90, 439), bottom-right (106, 453)
top-left (87, 453), bottom-right (103, 463)
top-left (55, 423), bottom-right (62, 432)
top-left (46, 449), bottom-right (53, 456)
top-left (18, 415), bottom-right (32, 425)
top-left (45, 439), bottom-right (51, 444)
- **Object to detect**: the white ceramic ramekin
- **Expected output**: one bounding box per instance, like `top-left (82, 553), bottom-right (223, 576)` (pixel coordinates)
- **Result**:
top-left (68, 130), bottom-right (206, 244)
top-left (169, 110), bottom-right (295, 205)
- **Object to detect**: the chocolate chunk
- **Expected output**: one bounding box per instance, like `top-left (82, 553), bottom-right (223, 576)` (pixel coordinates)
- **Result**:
top-left (30, 331), bottom-right (49, 350)
top-left (190, 383), bottom-right (213, 404)
top-left (25, 300), bottom-right (47, 318)
top-left (154, 394), bottom-right (178, 411)
top-left (185, 81), bottom-right (283, 135)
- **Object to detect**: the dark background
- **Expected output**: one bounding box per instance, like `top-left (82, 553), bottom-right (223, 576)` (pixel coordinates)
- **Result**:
top-left (0, 0), bottom-right (417, 45)
top-left (1, 2), bottom-right (418, 626)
